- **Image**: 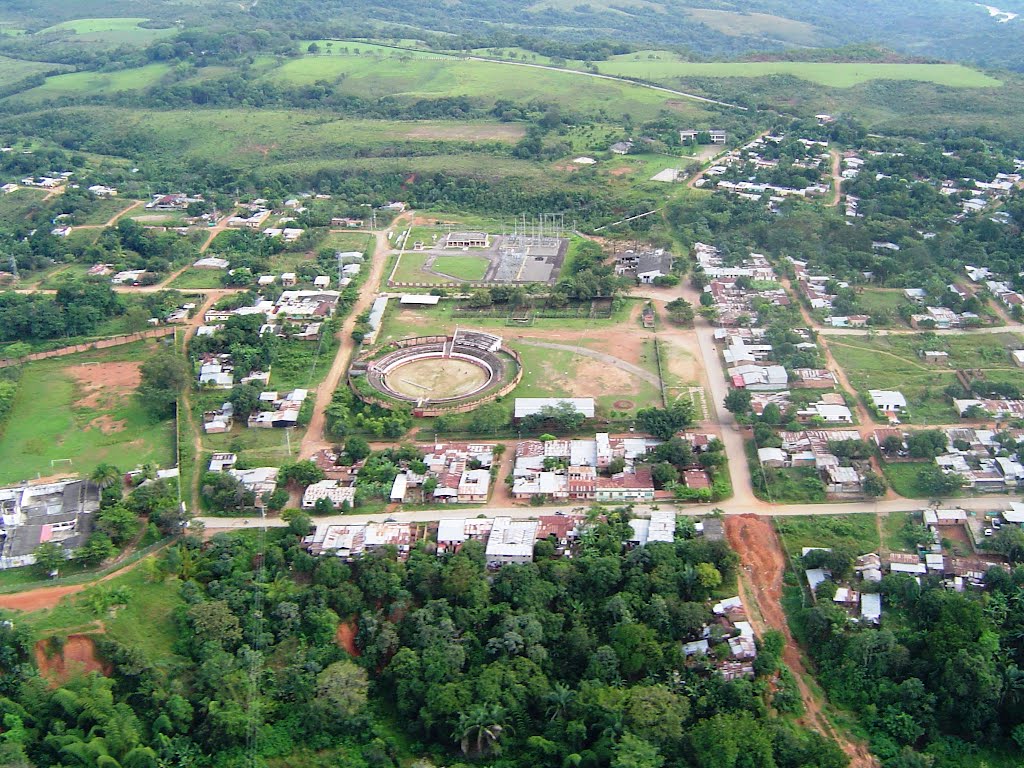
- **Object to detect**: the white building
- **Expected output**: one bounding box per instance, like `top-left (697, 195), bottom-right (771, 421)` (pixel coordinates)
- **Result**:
top-left (485, 517), bottom-right (539, 565)
top-left (302, 480), bottom-right (356, 509)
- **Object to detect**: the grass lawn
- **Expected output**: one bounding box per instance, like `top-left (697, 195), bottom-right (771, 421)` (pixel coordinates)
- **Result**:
top-left (828, 333), bottom-right (1024, 424)
top-left (390, 252), bottom-right (447, 284)
top-left (881, 460), bottom-right (953, 499)
top-left (73, 197), bottom-right (140, 226)
top-left (432, 255), bottom-right (489, 281)
top-left (775, 514), bottom-right (881, 561)
top-left (595, 56), bottom-right (1002, 89)
top-left (322, 232), bottom-right (374, 253)
top-left (855, 288), bottom-right (910, 324)
top-left (0, 342), bottom-right (175, 485)
top-left (168, 268), bottom-right (225, 289)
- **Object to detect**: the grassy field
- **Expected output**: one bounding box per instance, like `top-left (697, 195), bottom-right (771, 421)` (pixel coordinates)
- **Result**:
top-left (0, 53), bottom-right (66, 81)
top-left (854, 288), bottom-right (910, 324)
top-left (431, 255), bottom-right (489, 281)
top-left (881, 510), bottom-right (916, 552)
top-left (268, 52), bottom-right (712, 120)
top-left (168, 268), bottom-right (225, 289)
top-left (0, 187), bottom-right (48, 227)
top-left (0, 342), bottom-right (175, 485)
top-left (594, 56), bottom-right (1003, 89)
top-left (18, 63), bottom-right (173, 100)
top-left (684, 9), bottom-right (820, 45)
top-left (37, 17), bottom-right (175, 47)
top-left (775, 514), bottom-right (881, 561)
top-left (10, 560), bottom-right (185, 667)
top-left (828, 332), bottom-right (1024, 423)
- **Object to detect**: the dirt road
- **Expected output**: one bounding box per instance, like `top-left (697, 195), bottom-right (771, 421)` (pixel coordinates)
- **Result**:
top-left (828, 150), bottom-right (842, 207)
top-left (726, 515), bottom-right (877, 768)
top-left (300, 217), bottom-right (409, 458)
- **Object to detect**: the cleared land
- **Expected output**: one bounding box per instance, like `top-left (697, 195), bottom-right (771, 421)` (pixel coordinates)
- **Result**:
top-left (828, 332), bottom-right (1024, 422)
top-left (19, 63), bottom-right (173, 100)
top-left (595, 56), bottom-right (1002, 88)
top-left (684, 9), bottom-right (820, 45)
top-left (775, 514), bottom-right (881, 561)
top-left (0, 342), bottom-right (175, 484)
top-left (0, 53), bottom-right (66, 81)
top-left (37, 17), bottom-right (175, 47)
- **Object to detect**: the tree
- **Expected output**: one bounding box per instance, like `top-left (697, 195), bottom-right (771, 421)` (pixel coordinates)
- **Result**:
top-left (96, 504), bottom-right (140, 545)
top-left (262, 488), bottom-right (290, 512)
top-left (90, 463), bottom-right (122, 490)
top-left (32, 541), bottom-right (65, 577)
top-left (723, 389), bottom-right (752, 415)
top-left (651, 462), bottom-right (677, 488)
top-left (229, 384), bottom-right (262, 419)
top-left (612, 733), bottom-right (664, 768)
top-left (907, 430), bottom-right (947, 459)
top-left (636, 400), bottom-right (694, 440)
top-left (862, 470), bottom-right (887, 497)
top-left (137, 352), bottom-right (190, 419)
top-left (78, 533), bottom-right (116, 566)
top-left (316, 660), bottom-right (369, 719)
top-left (345, 436), bottom-right (371, 463)
top-left (916, 464), bottom-right (963, 496)
top-left (455, 704), bottom-right (509, 757)
top-left (280, 460), bottom-right (325, 487)
top-left (664, 298), bottom-right (694, 327)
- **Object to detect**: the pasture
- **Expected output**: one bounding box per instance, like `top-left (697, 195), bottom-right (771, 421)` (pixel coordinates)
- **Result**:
top-left (0, 54), bottom-right (67, 82)
top-left (828, 332), bottom-right (1024, 423)
top-left (269, 51), bottom-right (713, 120)
top-left (684, 9), bottom-right (820, 45)
top-left (37, 17), bottom-right (175, 47)
top-left (596, 55), bottom-right (1003, 89)
top-left (0, 342), bottom-right (175, 485)
top-left (18, 63), bottom-right (173, 100)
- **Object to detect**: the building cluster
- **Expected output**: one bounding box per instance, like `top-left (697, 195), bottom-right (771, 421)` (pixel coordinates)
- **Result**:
top-left (307, 509), bottom-right (708, 566)
top-left (954, 396), bottom-right (1024, 419)
top-left (947, 171), bottom-right (1021, 221)
top-left (908, 425), bottom-right (1024, 491)
top-left (789, 257), bottom-right (870, 328)
top-left (698, 133), bottom-right (829, 208)
top-left (900, 288), bottom-right (981, 329)
top-left (682, 595), bottom-right (757, 680)
top-left (200, 290), bottom-right (342, 344)
top-left (147, 193), bottom-right (202, 210)
top-left (803, 548), bottom-right (882, 625)
top-left (968, 262), bottom-right (1024, 314)
top-left (389, 443), bottom-right (497, 505)
top-left (0, 480), bottom-right (99, 569)
top-left (614, 248), bottom-right (673, 284)
top-left (758, 430), bottom-right (869, 495)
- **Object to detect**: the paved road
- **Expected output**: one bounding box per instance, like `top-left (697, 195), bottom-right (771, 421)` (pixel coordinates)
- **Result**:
top-left (195, 493), bottom-right (1024, 530)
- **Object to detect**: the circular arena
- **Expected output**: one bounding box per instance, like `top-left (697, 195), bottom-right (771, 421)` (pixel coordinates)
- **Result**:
top-left (351, 331), bottom-right (521, 414)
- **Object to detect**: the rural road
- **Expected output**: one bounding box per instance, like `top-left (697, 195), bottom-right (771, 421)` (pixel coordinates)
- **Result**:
top-left (194, 493), bottom-right (1024, 530)
top-left (299, 216), bottom-right (410, 458)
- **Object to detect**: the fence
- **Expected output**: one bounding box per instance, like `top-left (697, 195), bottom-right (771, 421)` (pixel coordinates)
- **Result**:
top-left (0, 328), bottom-right (175, 368)
top-left (0, 536), bottom-right (178, 595)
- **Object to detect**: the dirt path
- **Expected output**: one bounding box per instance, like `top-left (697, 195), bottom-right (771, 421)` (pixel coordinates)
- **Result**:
top-left (300, 214), bottom-right (412, 458)
top-left (828, 150), bottom-right (842, 208)
top-left (182, 292), bottom-right (224, 511)
top-left (726, 515), bottom-right (877, 768)
top-left (0, 540), bottom-right (172, 612)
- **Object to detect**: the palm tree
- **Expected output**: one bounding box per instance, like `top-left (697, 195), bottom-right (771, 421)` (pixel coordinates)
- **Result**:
top-left (90, 463), bottom-right (122, 490)
top-left (454, 704), bottom-right (510, 757)
top-left (546, 683), bottom-right (575, 722)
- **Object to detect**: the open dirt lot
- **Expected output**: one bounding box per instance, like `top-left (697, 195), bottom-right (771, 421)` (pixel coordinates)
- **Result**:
top-left (69, 360), bottom-right (141, 408)
top-left (403, 124), bottom-right (525, 141)
top-left (385, 357), bottom-right (490, 399)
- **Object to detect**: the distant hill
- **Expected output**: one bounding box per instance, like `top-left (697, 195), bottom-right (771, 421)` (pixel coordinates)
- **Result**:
top-left (1, 0), bottom-right (1023, 69)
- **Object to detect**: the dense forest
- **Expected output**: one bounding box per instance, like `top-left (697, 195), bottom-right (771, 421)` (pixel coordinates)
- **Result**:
top-left (795, 566), bottom-right (1024, 767)
top-left (0, 513), bottom-right (854, 768)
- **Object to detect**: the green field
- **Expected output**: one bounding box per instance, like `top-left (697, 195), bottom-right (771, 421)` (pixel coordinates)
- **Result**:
top-left (881, 460), bottom-right (957, 499)
top-left (37, 17), bottom-right (176, 47)
top-left (775, 514), bottom-right (881, 562)
top-left (269, 52), bottom-right (712, 120)
top-left (595, 56), bottom-right (1002, 89)
top-left (7, 559), bottom-right (185, 666)
top-left (684, 9), bottom-right (820, 45)
top-left (432, 254), bottom-right (489, 281)
top-left (20, 63), bottom-right (172, 99)
top-left (168, 268), bottom-right (225, 289)
top-left (828, 332), bottom-right (1024, 423)
top-left (0, 187), bottom-right (48, 227)
top-left (0, 53), bottom-right (65, 81)
top-left (0, 342), bottom-right (175, 485)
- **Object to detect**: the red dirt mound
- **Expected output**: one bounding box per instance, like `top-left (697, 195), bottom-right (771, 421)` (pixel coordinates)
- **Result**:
top-left (35, 634), bottom-right (111, 685)
top-left (336, 621), bottom-right (360, 657)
